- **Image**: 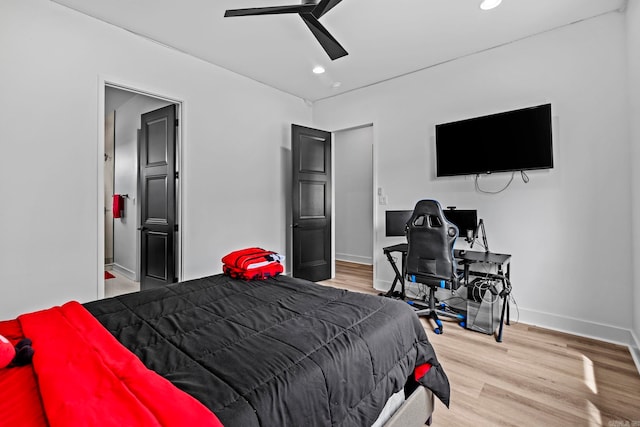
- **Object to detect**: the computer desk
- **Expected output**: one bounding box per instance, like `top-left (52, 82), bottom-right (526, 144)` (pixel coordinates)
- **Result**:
top-left (382, 243), bottom-right (512, 342)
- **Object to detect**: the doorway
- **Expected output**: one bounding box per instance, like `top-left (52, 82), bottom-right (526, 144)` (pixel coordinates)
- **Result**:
top-left (333, 125), bottom-right (374, 268)
top-left (102, 84), bottom-right (182, 297)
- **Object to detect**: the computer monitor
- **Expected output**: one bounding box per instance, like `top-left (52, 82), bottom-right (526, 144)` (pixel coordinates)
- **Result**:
top-left (443, 209), bottom-right (478, 241)
top-left (385, 210), bottom-right (413, 237)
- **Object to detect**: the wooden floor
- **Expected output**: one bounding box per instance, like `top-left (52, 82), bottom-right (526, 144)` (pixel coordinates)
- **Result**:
top-left (319, 261), bottom-right (640, 427)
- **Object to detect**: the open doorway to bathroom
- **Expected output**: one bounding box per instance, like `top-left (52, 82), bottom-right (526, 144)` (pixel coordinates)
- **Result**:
top-left (104, 85), bottom-right (181, 297)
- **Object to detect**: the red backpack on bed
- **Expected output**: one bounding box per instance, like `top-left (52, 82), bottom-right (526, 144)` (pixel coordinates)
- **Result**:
top-left (222, 247), bottom-right (284, 280)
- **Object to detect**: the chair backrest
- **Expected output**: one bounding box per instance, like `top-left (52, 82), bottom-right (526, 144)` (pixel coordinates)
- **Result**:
top-left (405, 199), bottom-right (459, 287)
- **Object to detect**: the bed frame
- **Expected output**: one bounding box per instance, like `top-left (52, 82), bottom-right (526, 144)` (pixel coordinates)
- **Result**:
top-left (385, 386), bottom-right (434, 427)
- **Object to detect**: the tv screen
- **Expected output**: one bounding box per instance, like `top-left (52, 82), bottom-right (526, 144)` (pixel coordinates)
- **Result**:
top-left (435, 103), bottom-right (553, 177)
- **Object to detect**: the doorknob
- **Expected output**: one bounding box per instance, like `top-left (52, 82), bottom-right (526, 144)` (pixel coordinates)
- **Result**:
top-left (137, 226), bottom-right (148, 231)
top-left (291, 223), bottom-right (299, 228)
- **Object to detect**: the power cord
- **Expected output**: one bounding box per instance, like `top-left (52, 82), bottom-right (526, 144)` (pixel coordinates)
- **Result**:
top-left (474, 170), bottom-right (529, 194)
top-left (468, 278), bottom-right (500, 304)
top-left (401, 270), bottom-right (518, 324)
top-left (402, 282), bottom-right (427, 301)
top-left (438, 286), bottom-right (468, 307)
top-left (470, 239), bottom-right (488, 252)
top-left (507, 292), bottom-right (520, 325)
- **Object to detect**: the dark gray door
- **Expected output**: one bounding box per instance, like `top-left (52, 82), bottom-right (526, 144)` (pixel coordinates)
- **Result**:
top-left (139, 104), bottom-right (177, 290)
top-left (292, 124), bottom-right (332, 282)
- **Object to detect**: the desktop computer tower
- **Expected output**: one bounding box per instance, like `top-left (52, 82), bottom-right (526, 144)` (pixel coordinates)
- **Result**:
top-left (465, 279), bottom-right (501, 335)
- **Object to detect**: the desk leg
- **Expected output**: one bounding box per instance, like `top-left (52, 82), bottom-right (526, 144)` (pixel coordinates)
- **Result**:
top-left (464, 263), bottom-right (470, 285)
top-left (400, 253), bottom-right (406, 299)
top-left (505, 264), bottom-right (511, 326)
top-left (497, 294), bottom-right (507, 343)
top-left (385, 276), bottom-right (399, 297)
top-left (384, 252), bottom-right (405, 299)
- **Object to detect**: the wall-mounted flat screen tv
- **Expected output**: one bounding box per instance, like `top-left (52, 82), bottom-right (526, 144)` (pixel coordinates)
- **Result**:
top-left (435, 103), bottom-right (553, 177)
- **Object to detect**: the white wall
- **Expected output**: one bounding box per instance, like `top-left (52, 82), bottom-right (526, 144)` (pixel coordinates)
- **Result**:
top-left (110, 91), bottom-right (172, 280)
top-left (0, 0), bottom-right (311, 319)
top-left (627, 0), bottom-right (640, 365)
top-left (313, 12), bottom-right (634, 345)
top-left (334, 126), bottom-right (373, 264)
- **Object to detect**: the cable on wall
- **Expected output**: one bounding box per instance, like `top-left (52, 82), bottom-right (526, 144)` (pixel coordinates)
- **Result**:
top-left (474, 170), bottom-right (530, 194)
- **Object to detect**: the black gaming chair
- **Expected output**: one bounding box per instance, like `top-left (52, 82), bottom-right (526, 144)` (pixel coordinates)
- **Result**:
top-left (405, 199), bottom-right (464, 334)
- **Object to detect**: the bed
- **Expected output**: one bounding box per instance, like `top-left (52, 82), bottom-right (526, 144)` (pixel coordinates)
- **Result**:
top-left (0, 273), bottom-right (450, 426)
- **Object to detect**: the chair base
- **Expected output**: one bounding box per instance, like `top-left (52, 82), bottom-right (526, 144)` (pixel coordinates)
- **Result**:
top-left (408, 287), bottom-right (465, 334)
top-left (413, 307), bottom-right (463, 334)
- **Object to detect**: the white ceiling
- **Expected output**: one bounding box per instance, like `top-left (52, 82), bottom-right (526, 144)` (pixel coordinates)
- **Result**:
top-left (50, 0), bottom-right (626, 101)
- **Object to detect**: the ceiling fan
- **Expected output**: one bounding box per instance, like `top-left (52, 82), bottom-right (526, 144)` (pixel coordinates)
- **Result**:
top-left (224, 0), bottom-right (348, 60)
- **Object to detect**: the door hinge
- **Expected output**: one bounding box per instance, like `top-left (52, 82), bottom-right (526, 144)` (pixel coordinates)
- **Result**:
top-left (174, 224), bottom-right (179, 232)
top-left (175, 171), bottom-right (179, 179)
top-left (175, 118), bottom-right (179, 127)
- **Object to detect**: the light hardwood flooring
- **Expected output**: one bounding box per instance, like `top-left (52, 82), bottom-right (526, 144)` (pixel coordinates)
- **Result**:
top-left (319, 261), bottom-right (640, 427)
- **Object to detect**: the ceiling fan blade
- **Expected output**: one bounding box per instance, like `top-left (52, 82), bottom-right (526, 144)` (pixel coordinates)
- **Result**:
top-left (312, 0), bottom-right (343, 19)
top-left (224, 4), bottom-right (313, 17)
top-left (299, 13), bottom-right (347, 60)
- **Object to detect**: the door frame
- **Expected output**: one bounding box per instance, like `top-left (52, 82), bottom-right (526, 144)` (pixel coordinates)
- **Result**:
top-left (97, 76), bottom-right (184, 299)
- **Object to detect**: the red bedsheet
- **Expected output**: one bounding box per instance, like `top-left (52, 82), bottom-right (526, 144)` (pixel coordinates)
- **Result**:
top-left (0, 318), bottom-right (47, 427)
top-left (0, 301), bottom-right (223, 427)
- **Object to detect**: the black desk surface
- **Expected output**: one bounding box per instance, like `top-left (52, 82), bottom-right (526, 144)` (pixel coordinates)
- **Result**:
top-left (453, 249), bottom-right (511, 264)
top-left (383, 243), bottom-right (510, 265)
top-left (382, 243), bottom-right (408, 253)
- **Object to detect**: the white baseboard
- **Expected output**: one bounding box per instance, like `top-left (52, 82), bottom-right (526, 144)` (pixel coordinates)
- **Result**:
top-left (516, 307), bottom-right (635, 348)
top-left (336, 253), bottom-right (373, 265)
top-left (111, 263), bottom-right (136, 281)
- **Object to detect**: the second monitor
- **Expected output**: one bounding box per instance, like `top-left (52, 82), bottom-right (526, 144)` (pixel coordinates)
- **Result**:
top-left (443, 209), bottom-right (478, 241)
top-left (385, 210), bottom-right (414, 237)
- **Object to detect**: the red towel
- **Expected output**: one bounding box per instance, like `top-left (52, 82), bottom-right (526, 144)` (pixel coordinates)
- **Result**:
top-left (112, 195), bottom-right (123, 219)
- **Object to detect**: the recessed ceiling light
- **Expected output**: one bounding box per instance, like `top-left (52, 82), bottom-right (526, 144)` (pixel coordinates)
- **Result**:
top-left (480, 0), bottom-right (502, 10)
top-left (312, 66), bottom-right (325, 74)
